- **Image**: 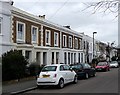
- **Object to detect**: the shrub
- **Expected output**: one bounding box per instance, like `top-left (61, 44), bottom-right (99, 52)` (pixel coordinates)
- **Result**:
top-left (2, 50), bottom-right (28, 81)
top-left (28, 62), bottom-right (45, 76)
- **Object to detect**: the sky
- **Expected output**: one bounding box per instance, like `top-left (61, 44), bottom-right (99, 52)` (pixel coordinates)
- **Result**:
top-left (12, 0), bottom-right (118, 46)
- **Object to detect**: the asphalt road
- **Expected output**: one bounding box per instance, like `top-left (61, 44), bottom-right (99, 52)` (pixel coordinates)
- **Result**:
top-left (24, 68), bottom-right (119, 94)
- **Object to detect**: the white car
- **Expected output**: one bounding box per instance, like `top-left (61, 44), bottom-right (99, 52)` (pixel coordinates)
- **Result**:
top-left (37, 64), bottom-right (77, 88)
top-left (110, 61), bottom-right (119, 68)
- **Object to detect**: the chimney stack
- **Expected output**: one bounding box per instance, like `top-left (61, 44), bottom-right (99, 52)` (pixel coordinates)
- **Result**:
top-left (39, 15), bottom-right (45, 19)
top-left (63, 26), bottom-right (71, 29)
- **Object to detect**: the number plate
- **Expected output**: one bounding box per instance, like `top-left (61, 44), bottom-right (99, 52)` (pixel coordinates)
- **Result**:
top-left (42, 75), bottom-right (50, 78)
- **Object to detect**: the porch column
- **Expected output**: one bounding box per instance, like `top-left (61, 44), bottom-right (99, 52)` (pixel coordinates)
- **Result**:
top-left (31, 49), bottom-right (35, 62)
top-left (66, 52), bottom-right (68, 64)
top-left (69, 53), bottom-right (71, 64)
top-left (54, 52), bottom-right (56, 64)
top-left (22, 50), bottom-right (25, 57)
top-left (40, 52), bottom-right (43, 65)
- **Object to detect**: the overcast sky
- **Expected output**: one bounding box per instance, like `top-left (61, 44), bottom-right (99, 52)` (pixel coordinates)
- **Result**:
top-left (12, 0), bottom-right (118, 46)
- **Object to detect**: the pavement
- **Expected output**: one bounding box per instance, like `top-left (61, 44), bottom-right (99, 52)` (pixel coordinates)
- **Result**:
top-left (2, 77), bottom-right (37, 95)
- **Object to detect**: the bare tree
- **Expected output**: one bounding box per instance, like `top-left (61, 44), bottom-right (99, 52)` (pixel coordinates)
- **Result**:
top-left (83, 0), bottom-right (119, 17)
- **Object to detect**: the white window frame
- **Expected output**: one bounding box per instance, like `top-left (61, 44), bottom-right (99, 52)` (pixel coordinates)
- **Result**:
top-left (45, 29), bottom-right (51, 45)
top-left (54, 32), bottom-right (59, 46)
top-left (69, 36), bottom-right (72, 48)
top-left (16, 21), bottom-right (25, 43)
top-left (31, 25), bottom-right (38, 44)
top-left (63, 35), bottom-right (67, 47)
top-left (75, 38), bottom-right (78, 48)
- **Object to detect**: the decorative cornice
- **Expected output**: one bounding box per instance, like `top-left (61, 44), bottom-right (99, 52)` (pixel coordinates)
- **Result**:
top-left (11, 7), bottom-right (83, 38)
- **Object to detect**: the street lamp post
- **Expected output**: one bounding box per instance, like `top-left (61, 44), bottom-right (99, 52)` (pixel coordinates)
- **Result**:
top-left (93, 32), bottom-right (97, 59)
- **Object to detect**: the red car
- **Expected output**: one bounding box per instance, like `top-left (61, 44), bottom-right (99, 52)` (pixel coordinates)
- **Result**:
top-left (95, 62), bottom-right (110, 72)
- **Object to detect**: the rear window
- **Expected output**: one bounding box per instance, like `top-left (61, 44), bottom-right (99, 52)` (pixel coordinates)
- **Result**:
top-left (41, 66), bottom-right (57, 72)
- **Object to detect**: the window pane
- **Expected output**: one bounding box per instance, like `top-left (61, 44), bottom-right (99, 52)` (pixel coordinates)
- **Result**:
top-left (69, 37), bottom-right (72, 47)
top-left (18, 24), bottom-right (23, 32)
top-left (18, 23), bottom-right (24, 40)
top-left (32, 27), bottom-right (37, 42)
top-left (54, 33), bottom-right (58, 45)
top-left (63, 36), bottom-right (66, 46)
top-left (46, 31), bottom-right (49, 43)
top-left (18, 31), bottom-right (23, 40)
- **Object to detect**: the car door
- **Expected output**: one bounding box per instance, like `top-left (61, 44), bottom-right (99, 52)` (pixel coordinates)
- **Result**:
top-left (84, 64), bottom-right (93, 76)
top-left (63, 65), bottom-right (74, 83)
top-left (59, 65), bottom-right (68, 84)
top-left (87, 64), bottom-right (95, 76)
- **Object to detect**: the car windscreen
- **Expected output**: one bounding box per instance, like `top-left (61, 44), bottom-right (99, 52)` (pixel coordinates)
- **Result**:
top-left (41, 66), bottom-right (57, 72)
top-left (97, 62), bottom-right (106, 66)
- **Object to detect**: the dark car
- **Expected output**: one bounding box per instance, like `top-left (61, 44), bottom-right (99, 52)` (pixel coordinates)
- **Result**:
top-left (70, 63), bottom-right (96, 79)
top-left (95, 61), bottom-right (110, 72)
top-left (117, 60), bottom-right (120, 66)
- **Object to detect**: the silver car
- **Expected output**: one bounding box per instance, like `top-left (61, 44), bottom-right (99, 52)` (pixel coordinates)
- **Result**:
top-left (110, 61), bottom-right (119, 68)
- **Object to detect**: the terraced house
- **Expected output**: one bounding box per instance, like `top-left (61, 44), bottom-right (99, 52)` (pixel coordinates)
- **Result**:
top-left (0, 1), bottom-right (85, 65)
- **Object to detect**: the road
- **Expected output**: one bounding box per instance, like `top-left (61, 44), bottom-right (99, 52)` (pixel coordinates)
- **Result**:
top-left (23, 68), bottom-right (119, 94)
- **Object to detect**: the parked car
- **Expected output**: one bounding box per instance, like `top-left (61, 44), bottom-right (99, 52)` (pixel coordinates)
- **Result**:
top-left (95, 61), bottom-right (110, 72)
top-left (37, 64), bottom-right (77, 89)
top-left (110, 61), bottom-right (119, 68)
top-left (70, 63), bottom-right (96, 79)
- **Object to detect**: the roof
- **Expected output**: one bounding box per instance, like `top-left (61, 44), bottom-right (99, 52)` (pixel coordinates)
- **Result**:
top-left (12, 6), bottom-right (83, 38)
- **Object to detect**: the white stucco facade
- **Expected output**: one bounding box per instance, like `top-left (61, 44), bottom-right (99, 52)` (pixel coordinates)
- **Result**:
top-left (0, 1), bottom-right (85, 65)
top-left (0, 1), bottom-right (15, 57)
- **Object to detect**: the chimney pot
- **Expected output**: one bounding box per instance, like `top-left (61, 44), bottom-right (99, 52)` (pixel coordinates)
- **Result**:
top-left (63, 26), bottom-right (71, 29)
top-left (39, 15), bottom-right (45, 19)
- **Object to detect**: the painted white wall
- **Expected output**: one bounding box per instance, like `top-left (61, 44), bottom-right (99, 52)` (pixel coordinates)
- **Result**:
top-left (0, 1), bottom-right (15, 57)
top-left (82, 34), bottom-right (93, 62)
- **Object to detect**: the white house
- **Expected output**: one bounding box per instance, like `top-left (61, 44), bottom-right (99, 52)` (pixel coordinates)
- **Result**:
top-left (0, 1), bottom-right (85, 66)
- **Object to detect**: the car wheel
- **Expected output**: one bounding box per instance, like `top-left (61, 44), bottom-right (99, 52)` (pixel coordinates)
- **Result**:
top-left (73, 75), bottom-right (78, 84)
top-left (58, 79), bottom-right (64, 89)
top-left (85, 73), bottom-right (89, 79)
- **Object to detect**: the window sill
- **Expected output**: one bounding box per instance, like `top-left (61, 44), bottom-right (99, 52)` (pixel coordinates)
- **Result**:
top-left (54, 44), bottom-right (58, 47)
top-left (46, 43), bottom-right (50, 46)
top-left (17, 39), bottom-right (25, 44)
top-left (32, 41), bottom-right (37, 44)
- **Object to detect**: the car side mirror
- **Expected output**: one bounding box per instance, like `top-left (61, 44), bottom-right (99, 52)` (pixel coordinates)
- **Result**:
top-left (69, 68), bottom-right (73, 71)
